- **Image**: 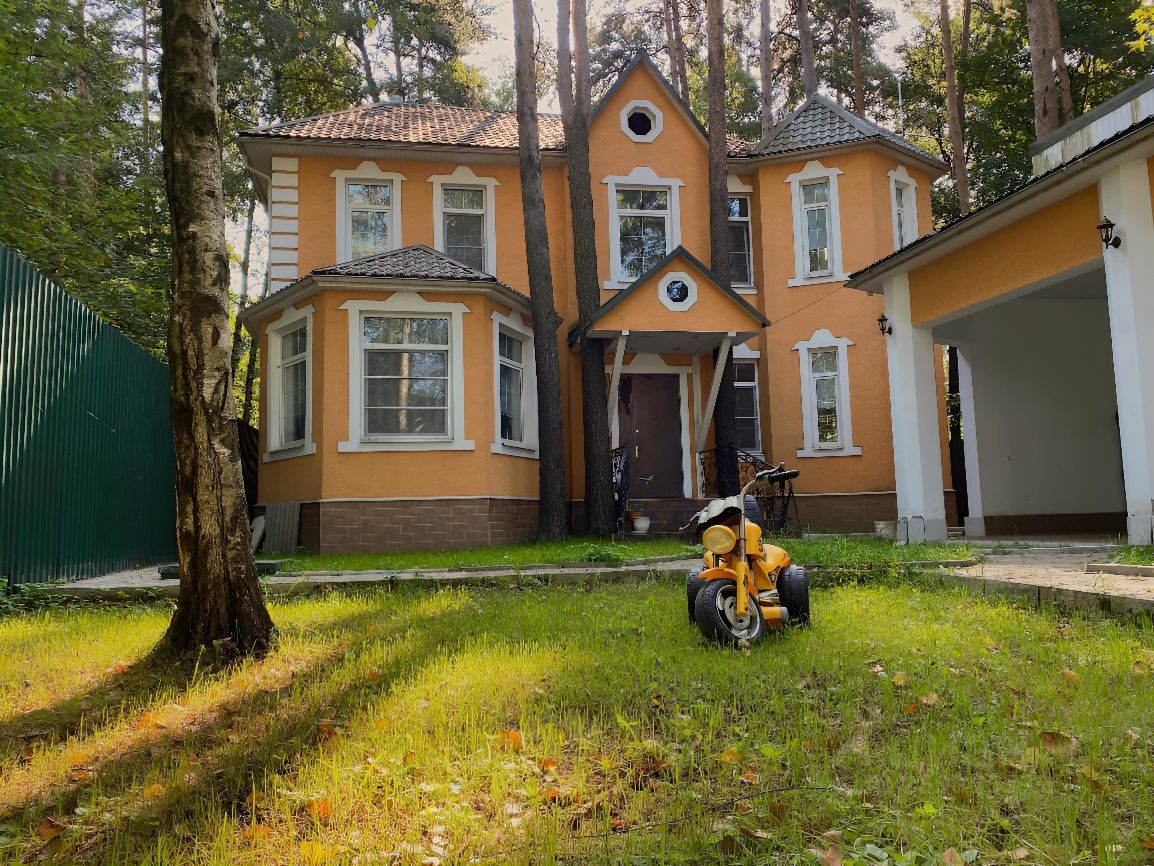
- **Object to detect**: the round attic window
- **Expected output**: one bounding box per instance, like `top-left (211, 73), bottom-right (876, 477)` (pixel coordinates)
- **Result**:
top-left (665, 279), bottom-right (689, 303)
top-left (658, 271), bottom-right (697, 311)
top-left (620, 99), bottom-right (663, 143)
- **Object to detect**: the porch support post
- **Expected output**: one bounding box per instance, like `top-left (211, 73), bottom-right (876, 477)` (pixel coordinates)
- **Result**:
top-left (1099, 161), bottom-right (1154, 545)
top-left (606, 331), bottom-right (628, 433)
top-left (695, 334), bottom-right (733, 452)
top-left (883, 273), bottom-right (947, 543)
top-left (957, 346), bottom-right (986, 537)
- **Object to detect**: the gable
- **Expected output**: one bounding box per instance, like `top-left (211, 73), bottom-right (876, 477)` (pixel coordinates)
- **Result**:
top-left (588, 54), bottom-right (707, 157)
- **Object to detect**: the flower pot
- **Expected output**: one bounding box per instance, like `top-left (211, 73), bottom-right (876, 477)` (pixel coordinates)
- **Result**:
top-left (632, 516), bottom-right (651, 534)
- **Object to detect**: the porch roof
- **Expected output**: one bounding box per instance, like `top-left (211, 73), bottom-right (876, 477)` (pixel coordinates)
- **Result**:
top-left (567, 246), bottom-right (769, 353)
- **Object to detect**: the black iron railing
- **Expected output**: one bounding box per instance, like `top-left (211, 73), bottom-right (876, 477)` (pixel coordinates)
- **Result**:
top-left (611, 446), bottom-right (630, 531)
top-left (698, 445), bottom-right (774, 497)
top-left (698, 446), bottom-right (800, 534)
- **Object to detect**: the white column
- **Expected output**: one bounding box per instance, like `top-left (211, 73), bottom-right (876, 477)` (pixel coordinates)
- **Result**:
top-left (883, 273), bottom-right (948, 542)
top-left (1099, 160), bottom-right (1154, 545)
top-left (956, 346), bottom-right (985, 537)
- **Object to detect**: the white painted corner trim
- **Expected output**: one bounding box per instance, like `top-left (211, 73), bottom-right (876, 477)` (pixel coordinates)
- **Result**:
top-left (331, 161), bottom-right (407, 263)
top-left (602, 166), bottom-right (684, 290)
top-left (785, 160), bottom-right (849, 287)
top-left (263, 303), bottom-right (317, 463)
top-left (428, 165), bottom-right (500, 275)
top-left (490, 308), bottom-right (539, 459)
top-left (337, 293), bottom-right (474, 453)
top-left (620, 99), bottom-right (664, 143)
top-left (793, 327), bottom-right (862, 458)
top-left (888, 164), bottom-right (920, 252)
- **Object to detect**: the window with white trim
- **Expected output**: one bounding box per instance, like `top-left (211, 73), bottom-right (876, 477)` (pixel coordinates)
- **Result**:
top-left (894, 184), bottom-right (909, 248)
top-left (801, 180), bottom-right (831, 276)
top-left (346, 181), bottom-right (393, 260)
top-left (361, 315), bottom-right (451, 439)
top-left (497, 330), bottom-right (526, 444)
top-left (733, 360), bottom-right (761, 452)
top-left (615, 186), bottom-right (670, 280)
top-left (786, 161), bottom-right (846, 286)
top-left (727, 196), bottom-right (753, 287)
top-left (279, 325), bottom-right (308, 446)
top-left (442, 186), bottom-right (486, 270)
top-left (264, 305), bottom-right (315, 461)
top-left (793, 328), bottom-right (860, 458)
top-left (888, 166), bottom-right (920, 251)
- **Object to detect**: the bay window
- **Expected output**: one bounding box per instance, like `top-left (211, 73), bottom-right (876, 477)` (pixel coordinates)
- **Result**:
top-left (498, 331), bottom-right (525, 444)
top-left (362, 315), bottom-right (450, 439)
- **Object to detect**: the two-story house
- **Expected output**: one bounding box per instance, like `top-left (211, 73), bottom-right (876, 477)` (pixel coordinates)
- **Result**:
top-left (237, 53), bottom-right (951, 552)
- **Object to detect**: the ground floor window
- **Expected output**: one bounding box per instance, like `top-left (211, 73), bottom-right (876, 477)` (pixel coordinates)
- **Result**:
top-left (264, 304), bottom-right (315, 461)
top-left (362, 315), bottom-right (451, 439)
top-left (793, 328), bottom-right (861, 458)
top-left (733, 359), bottom-right (761, 452)
top-left (498, 331), bottom-right (525, 444)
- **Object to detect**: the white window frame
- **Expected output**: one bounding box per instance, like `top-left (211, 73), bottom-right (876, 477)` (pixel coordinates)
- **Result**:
top-left (331, 161), bottom-right (406, 263)
top-left (603, 166), bottom-right (683, 289)
top-left (491, 309), bottom-right (538, 458)
top-left (793, 328), bottom-right (861, 458)
top-left (786, 160), bottom-right (848, 287)
top-left (429, 165), bottom-right (500, 275)
top-left (732, 343), bottom-right (762, 453)
top-left (727, 186), bottom-right (755, 292)
top-left (619, 99), bottom-right (664, 143)
top-left (263, 304), bottom-right (316, 463)
top-left (658, 271), bottom-right (697, 312)
top-left (888, 165), bottom-right (920, 251)
top-left (338, 293), bottom-right (474, 452)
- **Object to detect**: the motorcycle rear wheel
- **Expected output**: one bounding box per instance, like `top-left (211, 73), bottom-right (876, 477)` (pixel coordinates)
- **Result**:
top-left (694, 578), bottom-right (766, 646)
top-left (686, 568), bottom-right (706, 623)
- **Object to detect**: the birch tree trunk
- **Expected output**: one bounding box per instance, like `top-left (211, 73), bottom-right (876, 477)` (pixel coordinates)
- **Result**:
top-left (514, 0), bottom-right (568, 540)
top-left (759, 0), bottom-right (774, 136)
top-left (797, 0), bottom-right (818, 97)
top-left (160, 0), bottom-right (274, 656)
top-left (939, 0), bottom-right (971, 213)
top-left (706, 0), bottom-right (739, 496)
top-left (849, 0), bottom-right (865, 115)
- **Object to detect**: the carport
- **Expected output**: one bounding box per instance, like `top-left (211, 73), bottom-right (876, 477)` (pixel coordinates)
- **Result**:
top-left (847, 78), bottom-right (1154, 545)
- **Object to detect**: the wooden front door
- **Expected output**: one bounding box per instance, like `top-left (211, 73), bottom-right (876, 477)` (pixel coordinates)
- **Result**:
top-left (619, 373), bottom-right (683, 498)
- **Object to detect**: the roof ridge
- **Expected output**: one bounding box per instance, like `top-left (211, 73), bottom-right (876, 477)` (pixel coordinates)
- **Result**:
top-left (244, 100), bottom-right (565, 138)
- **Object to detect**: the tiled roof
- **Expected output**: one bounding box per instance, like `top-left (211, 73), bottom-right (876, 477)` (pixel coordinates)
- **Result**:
top-left (753, 93), bottom-right (942, 165)
top-left (242, 102), bottom-right (567, 151)
top-left (310, 244), bottom-right (515, 288)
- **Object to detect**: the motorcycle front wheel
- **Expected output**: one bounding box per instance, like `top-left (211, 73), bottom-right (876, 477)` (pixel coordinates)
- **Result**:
top-left (694, 578), bottom-right (765, 646)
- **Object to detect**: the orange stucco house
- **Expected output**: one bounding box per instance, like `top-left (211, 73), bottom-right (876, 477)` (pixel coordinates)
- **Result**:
top-left (237, 53), bottom-right (951, 552)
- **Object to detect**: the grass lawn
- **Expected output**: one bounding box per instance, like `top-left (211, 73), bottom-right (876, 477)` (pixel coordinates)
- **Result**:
top-left (273, 536), bottom-right (975, 573)
top-left (1111, 546), bottom-right (1154, 566)
top-left (1, 577), bottom-right (1152, 864)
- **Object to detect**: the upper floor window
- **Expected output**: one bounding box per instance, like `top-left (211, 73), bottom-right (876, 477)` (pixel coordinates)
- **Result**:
top-left (442, 186), bottom-right (486, 270)
top-left (733, 359), bottom-right (761, 452)
top-left (331, 162), bottom-right (406, 263)
top-left (727, 196), bottom-right (753, 287)
top-left (362, 315), bottom-right (451, 439)
top-left (793, 328), bottom-right (861, 458)
top-left (888, 165), bottom-right (920, 251)
top-left (786, 161), bottom-right (847, 287)
top-left (264, 304), bottom-right (315, 462)
top-left (616, 187), bottom-right (669, 280)
top-left (347, 182), bottom-right (392, 260)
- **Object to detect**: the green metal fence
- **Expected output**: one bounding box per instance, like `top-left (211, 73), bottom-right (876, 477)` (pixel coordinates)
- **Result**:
top-left (0, 244), bottom-right (176, 586)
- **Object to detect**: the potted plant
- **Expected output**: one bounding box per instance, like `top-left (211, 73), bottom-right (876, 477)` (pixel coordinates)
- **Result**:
top-left (629, 485), bottom-right (653, 534)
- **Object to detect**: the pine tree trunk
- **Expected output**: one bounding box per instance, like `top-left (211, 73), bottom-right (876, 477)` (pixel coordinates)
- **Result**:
top-left (662, 0), bottom-right (682, 99)
top-left (160, 0), bottom-right (274, 656)
top-left (759, 0), bottom-right (774, 137)
top-left (797, 0), bottom-right (818, 97)
top-left (670, 0), bottom-right (690, 103)
top-left (939, 0), bottom-right (970, 213)
top-left (706, 0), bottom-right (739, 497)
top-left (558, 0), bottom-right (614, 535)
top-left (514, 0), bottom-right (568, 540)
top-left (1026, 0), bottom-right (1059, 138)
top-left (1044, 0), bottom-right (1074, 123)
top-left (849, 0), bottom-right (865, 115)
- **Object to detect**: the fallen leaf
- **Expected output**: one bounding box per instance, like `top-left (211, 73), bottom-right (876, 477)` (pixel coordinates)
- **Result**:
top-left (801, 738), bottom-right (814, 752)
top-left (904, 701), bottom-right (920, 715)
top-left (1132, 661), bottom-right (1150, 676)
top-left (143, 783), bottom-right (166, 798)
top-left (994, 761), bottom-right (1024, 777)
top-left (740, 826), bottom-right (772, 840)
top-left (1012, 848), bottom-right (1030, 861)
top-left (375, 716), bottom-right (394, 732)
top-left (403, 749), bottom-right (417, 766)
top-left (300, 840), bottom-right (333, 865)
top-left (1061, 669), bottom-right (1079, 685)
top-left (942, 848), bottom-right (965, 866)
top-left (243, 824), bottom-right (272, 840)
top-left (717, 834), bottom-right (739, 855)
top-left (366, 670), bottom-right (382, 682)
top-left (537, 758), bottom-right (558, 774)
top-left (1040, 731), bottom-right (1078, 757)
top-left (920, 693), bottom-right (939, 706)
top-left (740, 770), bottom-right (761, 784)
top-left (106, 661), bottom-right (129, 675)
top-left (1140, 837), bottom-right (1154, 851)
top-left (719, 747), bottom-right (743, 764)
top-left (869, 662), bottom-right (886, 675)
top-left (135, 711), bottom-right (163, 731)
top-left (767, 800), bottom-right (790, 820)
top-left (316, 719), bottom-right (338, 744)
top-left (498, 729), bottom-right (523, 752)
top-left (68, 767), bottom-right (94, 783)
top-left (735, 800), bottom-right (753, 814)
top-left (540, 786), bottom-right (562, 801)
top-left (892, 673), bottom-right (908, 688)
top-left (306, 798), bottom-right (333, 822)
top-left (809, 844), bottom-right (842, 866)
top-left (35, 817), bottom-right (65, 841)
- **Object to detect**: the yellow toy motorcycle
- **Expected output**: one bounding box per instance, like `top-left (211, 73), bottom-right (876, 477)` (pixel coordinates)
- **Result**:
top-left (685, 465), bottom-right (809, 646)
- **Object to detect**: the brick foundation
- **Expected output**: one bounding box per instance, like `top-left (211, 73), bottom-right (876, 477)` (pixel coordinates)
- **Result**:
top-left (293, 498), bottom-right (539, 553)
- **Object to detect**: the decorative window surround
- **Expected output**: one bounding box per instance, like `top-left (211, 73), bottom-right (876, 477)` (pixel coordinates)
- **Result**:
top-left (603, 167), bottom-right (684, 289)
top-left (264, 304), bottom-right (316, 462)
top-left (331, 161), bottom-right (406, 263)
top-left (269, 157), bottom-right (300, 292)
top-left (793, 328), bottom-right (861, 458)
top-left (726, 184), bottom-right (755, 294)
top-left (429, 166), bottom-right (500, 275)
top-left (338, 293), bottom-right (474, 452)
top-left (491, 309), bottom-right (538, 458)
top-left (786, 160), bottom-right (848, 287)
top-left (888, 165), bottom-right (919, 251)
top-left (658, 271), bottom-right (697, 312)
top-left (732, 342), bottom-right (762, 454)
top-left (620, 99), bottom-right (664, 143)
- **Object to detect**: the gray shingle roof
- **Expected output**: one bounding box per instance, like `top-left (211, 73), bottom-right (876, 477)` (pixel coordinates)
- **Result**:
top-left (311, 244), bottom-right (513, 287)
top-left (753, 93), bottom-right (942, 165)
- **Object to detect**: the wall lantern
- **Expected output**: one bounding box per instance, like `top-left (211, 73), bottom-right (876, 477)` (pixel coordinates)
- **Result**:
top-left (1097, 217), bottom-right (1122, 249)
top-left (877, 313), bottom-right (893, 336)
